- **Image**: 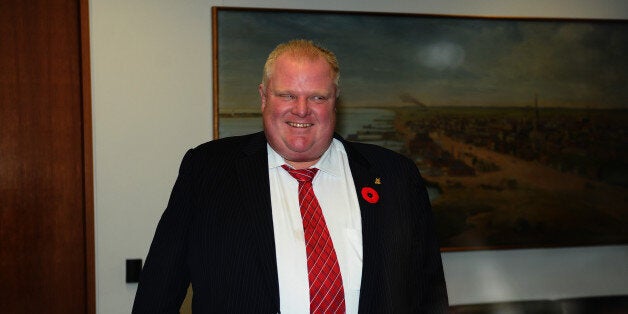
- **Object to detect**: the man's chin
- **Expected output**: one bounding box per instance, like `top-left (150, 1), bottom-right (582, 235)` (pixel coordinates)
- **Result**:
top-left (283, 140), bottom-right (314, 155)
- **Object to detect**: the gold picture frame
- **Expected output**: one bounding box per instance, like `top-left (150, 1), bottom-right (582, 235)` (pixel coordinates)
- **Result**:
top-left (212, 6), bottom-right (628, 251)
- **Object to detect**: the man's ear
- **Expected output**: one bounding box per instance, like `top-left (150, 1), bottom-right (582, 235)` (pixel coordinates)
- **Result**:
top-left (259, 84), bottom-right (266, 110)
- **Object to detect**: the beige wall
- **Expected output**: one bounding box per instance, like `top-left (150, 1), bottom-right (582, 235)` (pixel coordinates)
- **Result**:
top-left (90, 0), bottom-right (628, 313)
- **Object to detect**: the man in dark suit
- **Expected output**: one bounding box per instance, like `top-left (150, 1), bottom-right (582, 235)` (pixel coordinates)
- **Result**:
top-left (133, 39), bottom-right (448, 313)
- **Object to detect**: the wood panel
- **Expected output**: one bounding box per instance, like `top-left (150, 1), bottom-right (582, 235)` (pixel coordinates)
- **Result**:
top-left (0, 0), bottom-right (94, 313)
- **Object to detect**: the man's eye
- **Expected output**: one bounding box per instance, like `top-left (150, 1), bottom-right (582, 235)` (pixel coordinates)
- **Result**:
top-left (310, 96), bottom-right (328, 103)
top-left (279, 94), bottom-right (295, 100)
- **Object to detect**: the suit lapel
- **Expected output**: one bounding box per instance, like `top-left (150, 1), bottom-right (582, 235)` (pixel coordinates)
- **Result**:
top-left (339, 136), bottom-right (390, 312)
top-left (233, 132), bottom-right (280, 310)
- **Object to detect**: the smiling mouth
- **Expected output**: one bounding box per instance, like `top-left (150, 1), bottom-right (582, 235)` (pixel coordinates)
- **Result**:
top-left (287, 122), bottom-right (313, 128)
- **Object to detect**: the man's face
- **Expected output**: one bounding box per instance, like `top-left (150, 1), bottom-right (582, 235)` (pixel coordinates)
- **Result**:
top-left (259, 54), bottom-right (337, 168)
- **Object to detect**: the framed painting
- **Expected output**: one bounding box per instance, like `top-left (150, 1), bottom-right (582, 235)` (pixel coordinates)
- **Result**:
top-left (212, 7), bottom-right (628, 251)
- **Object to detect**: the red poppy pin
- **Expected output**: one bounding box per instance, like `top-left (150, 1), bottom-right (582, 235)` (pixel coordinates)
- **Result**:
top-left (361, 187), bottom-right (379, 204)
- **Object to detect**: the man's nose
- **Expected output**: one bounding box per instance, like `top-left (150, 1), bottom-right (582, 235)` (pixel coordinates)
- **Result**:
top-left (291, 98), bottom-right (309, 116)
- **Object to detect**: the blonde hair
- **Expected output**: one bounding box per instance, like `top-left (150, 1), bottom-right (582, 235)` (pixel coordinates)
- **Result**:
top-left (261, 39), bottom-right (340, 88)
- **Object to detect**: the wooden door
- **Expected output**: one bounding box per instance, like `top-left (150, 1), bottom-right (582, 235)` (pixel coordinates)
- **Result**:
top-left (0, 0), bottom-right (94, 313)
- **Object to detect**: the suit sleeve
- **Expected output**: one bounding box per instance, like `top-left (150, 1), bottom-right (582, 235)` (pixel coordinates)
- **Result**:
top-left (132, 149), bottom-right (196, 313)
top-left (404, 158), bottom-right (450, 313)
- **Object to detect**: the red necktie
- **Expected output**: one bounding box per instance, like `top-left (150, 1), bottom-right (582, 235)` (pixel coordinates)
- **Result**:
top-left (282, 165), bottom-right (346, 314)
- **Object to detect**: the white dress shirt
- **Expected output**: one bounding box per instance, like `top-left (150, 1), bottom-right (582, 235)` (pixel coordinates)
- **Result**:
top-left (268, 139), bottom-right (363, 313)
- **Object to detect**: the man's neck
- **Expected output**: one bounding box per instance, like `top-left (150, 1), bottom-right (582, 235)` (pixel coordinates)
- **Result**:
top-left (283, 158), bottom-right (320, 170)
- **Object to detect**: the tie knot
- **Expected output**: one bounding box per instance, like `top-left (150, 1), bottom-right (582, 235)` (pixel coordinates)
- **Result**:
top-left (281, 165), bottom-right (319, 183)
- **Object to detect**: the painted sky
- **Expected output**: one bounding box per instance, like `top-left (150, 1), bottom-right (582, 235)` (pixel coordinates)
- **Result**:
top-left (216, 9), bottom-right (628, 110)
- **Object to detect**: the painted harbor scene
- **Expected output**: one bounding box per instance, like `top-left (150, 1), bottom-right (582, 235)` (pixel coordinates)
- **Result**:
top-left (214, 8), bottom-right (628, 250)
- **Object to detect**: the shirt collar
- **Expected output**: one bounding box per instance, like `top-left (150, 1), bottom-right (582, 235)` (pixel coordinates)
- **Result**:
top-left (267, 139), bottom-right (343, 178)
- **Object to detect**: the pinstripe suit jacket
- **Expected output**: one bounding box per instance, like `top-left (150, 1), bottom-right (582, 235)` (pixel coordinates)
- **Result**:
top-left (132, 132), bottom-right (448, 313)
